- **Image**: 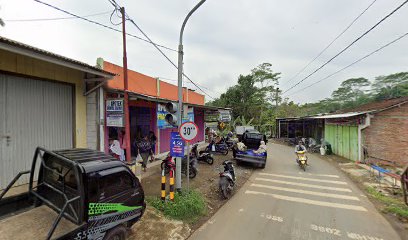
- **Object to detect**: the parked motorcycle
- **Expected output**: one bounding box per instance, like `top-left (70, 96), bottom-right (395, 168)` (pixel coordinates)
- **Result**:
top-left (296, 150), bottom-right (308, 171)
top-left (161, 154), bottom-right (198, 178)
top-left (192, 143), bottom-right (214, 165)
top-left (219, 160), bottom-right (236, 199)
top-left (207, 140), bottom-right (229, 155)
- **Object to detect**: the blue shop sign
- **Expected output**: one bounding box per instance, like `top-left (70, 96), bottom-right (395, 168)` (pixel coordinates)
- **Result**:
top-left (170, 132), bottom-right (185, 157)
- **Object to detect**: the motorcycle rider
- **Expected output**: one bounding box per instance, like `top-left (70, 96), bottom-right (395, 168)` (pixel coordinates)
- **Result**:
top-left (295, 140), bottom-right (307, 164)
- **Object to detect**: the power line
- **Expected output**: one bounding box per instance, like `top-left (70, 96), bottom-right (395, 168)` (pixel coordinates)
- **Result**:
top-left (283, 0), bottom-right (408, 95)
top-left (281, 0), bottom-right (377, 87)
top-left (106, 1), bottom-right (216, 100)
top-left (33, 0), bottom-right (177, 52)
top-left (6, 10), bottom-right (112, 22)
top-left (285, 31), bottom-right (408, 97)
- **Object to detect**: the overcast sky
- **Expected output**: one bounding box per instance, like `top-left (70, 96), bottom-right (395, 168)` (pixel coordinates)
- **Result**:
top-left (1, 0), bottom-right (407, 103)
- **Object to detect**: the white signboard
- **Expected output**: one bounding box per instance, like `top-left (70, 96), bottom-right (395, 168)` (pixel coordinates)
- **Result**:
top-left (107, 114), bottom-right (124, 127)
top-left (179, 122), bottom-right (199, 142)
top-left (106, 99), bottom-right (124, 112)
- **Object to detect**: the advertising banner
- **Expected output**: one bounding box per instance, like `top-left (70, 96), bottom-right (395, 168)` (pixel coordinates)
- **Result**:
top-left (157, 103), bottom-right (194, 129)
top-left (170, 132), bottom-right (185, 157)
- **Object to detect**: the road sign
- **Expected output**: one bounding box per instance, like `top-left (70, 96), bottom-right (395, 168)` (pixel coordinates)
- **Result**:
top-left (170, 132), bottom-right (185, 157)
top-left (179, 122), bottom-right (199, 142)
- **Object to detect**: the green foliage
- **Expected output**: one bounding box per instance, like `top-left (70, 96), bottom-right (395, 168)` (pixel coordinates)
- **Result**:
top-left (208, 63), bottom-right (281, 126)
top-left (146, 190), bottom-right (207, 223)
top-left (366, 187), bottom-right (408, 219)
top-left (300, 72), bottom-right (408, 115)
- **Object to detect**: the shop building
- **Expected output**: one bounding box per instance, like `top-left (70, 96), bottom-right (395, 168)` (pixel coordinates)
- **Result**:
top-left (97, 59), bottom-right (229, 157)
top-left (0, 37), bottom-right (115, 189)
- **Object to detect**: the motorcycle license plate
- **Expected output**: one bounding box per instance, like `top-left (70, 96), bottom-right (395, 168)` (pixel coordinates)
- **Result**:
top-left (300, 160), bottom-right (306, 164)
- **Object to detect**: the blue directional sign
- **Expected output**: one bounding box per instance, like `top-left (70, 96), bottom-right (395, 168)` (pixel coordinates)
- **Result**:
top-left (170, 132), bottom-right (185, 157)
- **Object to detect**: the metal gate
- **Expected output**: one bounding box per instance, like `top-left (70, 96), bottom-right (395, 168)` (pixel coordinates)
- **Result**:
top-left (325, 124), bottom-right (359, 161)
top-left (0, 74), bottom-right (73, 188)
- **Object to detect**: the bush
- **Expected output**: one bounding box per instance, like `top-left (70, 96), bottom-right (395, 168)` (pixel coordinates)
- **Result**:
top-left (146, 190), bottom-right (207, 222)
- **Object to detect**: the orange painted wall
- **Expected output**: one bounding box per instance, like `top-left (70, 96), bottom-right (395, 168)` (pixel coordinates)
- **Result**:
top-left (104, 61), bottom-right (157, 96)
top-left (103, 60), bottom-right (205, 105)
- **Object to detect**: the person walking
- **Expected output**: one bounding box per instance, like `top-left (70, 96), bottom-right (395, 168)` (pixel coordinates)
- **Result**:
top-left (137, 135), bottom-right (153, 172)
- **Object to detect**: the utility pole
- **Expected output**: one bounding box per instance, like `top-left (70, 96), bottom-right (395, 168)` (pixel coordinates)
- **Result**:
top-left (176, 0), bottom-right (206, 191)
top-left (121, 7), bottom-right (131, 163)
top-left (275, 87), bottom-right (280, 107)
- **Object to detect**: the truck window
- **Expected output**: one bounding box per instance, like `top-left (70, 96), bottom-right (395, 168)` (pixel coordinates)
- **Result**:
top-left (43, 155), bottom-right (78, 190)
top-left (99, 171), bottom-right (133, 199)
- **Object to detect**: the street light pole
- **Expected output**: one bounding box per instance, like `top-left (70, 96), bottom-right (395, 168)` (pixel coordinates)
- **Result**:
top-left (176, 0), bottom-right (207, 191)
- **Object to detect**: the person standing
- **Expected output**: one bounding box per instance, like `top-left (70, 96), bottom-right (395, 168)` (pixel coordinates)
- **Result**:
top-left (149, 131), bottom-right (157, 155)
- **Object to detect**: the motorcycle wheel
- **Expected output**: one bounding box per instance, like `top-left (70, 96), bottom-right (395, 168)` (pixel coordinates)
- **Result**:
top-left (219, 177), bottom-right (231, 199)
top-left (207, 157), bottom-right (214, 165)
top-left (222, 149), bottom-right (229, 155)
top-left (189, 168), bottom-right (197, 178)
top-left (300, 163), bottom-right (306, 171)
top-left (161, 162), bottom-right (170, 175)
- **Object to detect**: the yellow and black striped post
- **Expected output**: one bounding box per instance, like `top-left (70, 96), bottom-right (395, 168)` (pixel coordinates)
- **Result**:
top-left (161, 169), bottom-right (166, 201)
top-left (169, 169), bottom-right (175, 201)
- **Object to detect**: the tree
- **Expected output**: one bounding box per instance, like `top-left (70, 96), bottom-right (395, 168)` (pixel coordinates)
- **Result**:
top-left (208, 63), bottom-right (281, 126)
top-left (331, 77), bottom-right (370, 104)
top-left (371, 72), bottom-right (408, 100)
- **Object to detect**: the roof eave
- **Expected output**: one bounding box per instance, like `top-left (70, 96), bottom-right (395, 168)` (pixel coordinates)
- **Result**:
top-left (0, 41), bottom-right (115, 79)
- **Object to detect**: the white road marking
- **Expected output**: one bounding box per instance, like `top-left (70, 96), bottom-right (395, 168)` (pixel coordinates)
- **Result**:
top-left (238, 208), bottom-right (244, 212)
top-left (245, 190), bottom-right (367, 211)
top-left (311, 224), bottom-right (385, 240)
top-left (251, 183), bottom-right (360, 201)
top-left (255, 177), bottom-right (352, 192)
top-left (258, 173), bottom-right (347, 185)
top-left (311, 224), bottom-right (342, 236)
top-left (297, 172), bottom-right (340, 178)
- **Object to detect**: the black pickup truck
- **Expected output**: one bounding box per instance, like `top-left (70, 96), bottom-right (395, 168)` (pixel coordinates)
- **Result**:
top-left (0, 148), bottom-right (145, 240)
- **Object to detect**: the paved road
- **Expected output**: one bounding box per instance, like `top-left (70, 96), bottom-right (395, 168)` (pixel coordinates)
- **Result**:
top-left (190, 143), bottom-right (401, 240)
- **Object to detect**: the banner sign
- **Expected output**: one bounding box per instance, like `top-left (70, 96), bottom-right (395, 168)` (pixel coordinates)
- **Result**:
top-left (157, 104), bottom-right (173, 129)
top-left (106, 99), bottom-right (124, 112)
top-left (157, 103), bottom-right (194, 129)
top-left (219, 110), bottom-right (232, 122)
top-left (170, 132), bottom-right (185, 157)
top-left (106, 114), bottom-right (124, 127)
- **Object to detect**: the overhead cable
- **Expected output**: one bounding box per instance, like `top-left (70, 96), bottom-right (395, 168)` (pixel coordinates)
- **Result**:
top-left (285, 31), bottom-right (408, 97)
top-left (33, 0), bottom-right (177, 52)
top-left (6, 10), bottom-right (111, 22)
top-left (282, 0), bottom-right (378, 87)
top-left (283, 0), bottom-right (408, 94)
top-left (107, 0), bottom-right (216, 100)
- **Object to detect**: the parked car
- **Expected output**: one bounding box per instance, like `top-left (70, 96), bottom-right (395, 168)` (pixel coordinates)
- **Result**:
top-left (0, 147), bottom-right (145, 240)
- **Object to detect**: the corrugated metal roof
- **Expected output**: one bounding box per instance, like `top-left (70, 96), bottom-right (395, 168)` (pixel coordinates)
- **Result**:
top-left (0, 36), bottom-right (115, 78)
top-left (311, 112), bottom-right (368, 119)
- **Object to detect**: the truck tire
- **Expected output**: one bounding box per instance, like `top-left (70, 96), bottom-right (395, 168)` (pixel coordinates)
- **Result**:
top-left (104, 225), bottom-right (127, 240)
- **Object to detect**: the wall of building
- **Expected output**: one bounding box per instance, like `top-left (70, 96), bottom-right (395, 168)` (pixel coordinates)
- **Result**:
top-left (363, 103), bottom-right (408, 167)
top-left (0, 49), bottom-right (88, 147)
top-left (87, 91), bottom-right (98, 150)
top-left (103, 60), bottom-right (205, 105)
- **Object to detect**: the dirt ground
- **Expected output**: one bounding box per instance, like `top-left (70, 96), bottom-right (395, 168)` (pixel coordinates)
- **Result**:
top-left (132, 151), bottom-right (255, 239)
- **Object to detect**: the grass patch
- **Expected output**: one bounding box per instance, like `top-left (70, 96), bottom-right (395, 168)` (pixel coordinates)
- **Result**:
top-left (146, 190), bottom-right (207, 223)
top-left (366, 186), bottom-right (408, 219)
